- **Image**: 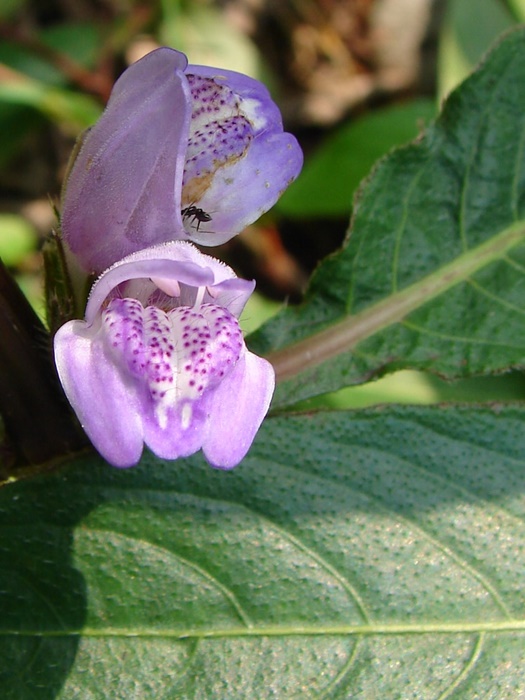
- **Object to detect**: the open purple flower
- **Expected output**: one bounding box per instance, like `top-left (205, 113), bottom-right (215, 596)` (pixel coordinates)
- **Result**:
top-left (61, 47), bottom-right (303, 274)
top-left (53, 241), bottom-right (274, 469)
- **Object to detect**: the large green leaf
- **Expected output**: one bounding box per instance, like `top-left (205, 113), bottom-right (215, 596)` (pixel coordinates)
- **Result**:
top-left (250, 28), bottom-right (525, 407)
top-left (1, 404), bottom-right (525, 698)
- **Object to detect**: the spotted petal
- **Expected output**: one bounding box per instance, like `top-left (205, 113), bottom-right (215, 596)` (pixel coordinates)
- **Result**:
top-left (54, 241), bottom-right (274, 469)
top-left (60, 47), bottom-right (303, 276)
top-left (181, 67), bottom-right (303, 244)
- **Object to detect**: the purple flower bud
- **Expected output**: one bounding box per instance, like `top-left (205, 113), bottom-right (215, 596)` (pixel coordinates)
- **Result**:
top-left (61, 47), bottom-right (303, 274)
top-left (53, 241), bottom-right (275, 469)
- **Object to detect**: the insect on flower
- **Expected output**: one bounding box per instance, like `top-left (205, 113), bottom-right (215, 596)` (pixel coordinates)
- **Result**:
top-left (182, 205), bottom-right (213, 233)
top-left (59, 47), bottom-right (303, 274)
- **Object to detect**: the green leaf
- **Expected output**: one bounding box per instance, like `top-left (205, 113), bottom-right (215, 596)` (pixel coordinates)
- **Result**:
top-left (506, 0), bottom-right (525, 22)
top-left (0, 214), bottom-right (37, 267)
top-left (0, 42), bottom-right (66, 86)
top-left (0, 26), bottom-right (102, 133)
top-left (0, 103), bottom-right (45, 167)
top-left (0, 79), bottom-right (102, 133)
top-left (41, 23), bottom-right (102, 71)
top-left (294, 368), bottom-right (525, 410)
top-left (1, 404), bottom-right (525, 697)
top-left (277, 99), bottom-right (436, 218)
top-left (0, 24), bottom-right (102, 87)
top-left (438, 0), bottom-right (515, 97)
top-left (250, 28), bottom-right (525, 407)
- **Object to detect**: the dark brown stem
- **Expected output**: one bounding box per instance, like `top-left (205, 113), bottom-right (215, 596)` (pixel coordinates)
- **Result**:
top-left (0, 260), bottom-right (87, 476)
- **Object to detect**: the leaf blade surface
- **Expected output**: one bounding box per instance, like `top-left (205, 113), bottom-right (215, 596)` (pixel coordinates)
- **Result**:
top-left (1, 405), bottom-right (525, 698)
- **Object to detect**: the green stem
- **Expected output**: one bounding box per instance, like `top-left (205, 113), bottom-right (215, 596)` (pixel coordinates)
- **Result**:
top-left (267, 221), bottom-right (525, 382)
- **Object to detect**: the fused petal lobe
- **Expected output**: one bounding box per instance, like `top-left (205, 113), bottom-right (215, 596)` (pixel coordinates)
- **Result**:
top-left (202, 350), bottom-right (275, 469)
top-left (56, 282), bottom-right (263, 469)
top-left (54, 320), bottom-right (145, 468)
top-left (180, 70), bottom-right (303, 243)
top-left (61, 48), bottom-right (191, 273)
top-left (85, 241), bottom-right (254, 325)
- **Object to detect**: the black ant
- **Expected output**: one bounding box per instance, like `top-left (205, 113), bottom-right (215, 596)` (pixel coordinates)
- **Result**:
top-left (182, 205), bottom-right (213, 232)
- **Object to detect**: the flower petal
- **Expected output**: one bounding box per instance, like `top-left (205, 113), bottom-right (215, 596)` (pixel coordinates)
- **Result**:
top-left (141, 394), bottom-right (211, 461)
top-left (85, 241), bottom-right (254, 324)
top-left (187, 65), bottom-right (284, 135)
top-left (61, 48), bottom-right (191, 273)
top-left (202, 350), bottom-right (275, 469)
top-left (135, 301), bottom-right (244, 461)
top-left (53, 240), bottom-right (272, 470)
top-left (184, 130), bottom-right (303, 246)
top-left (54, 320), bottom-right (145, 467)
top-left (180, 67), bottom-right (303, 244)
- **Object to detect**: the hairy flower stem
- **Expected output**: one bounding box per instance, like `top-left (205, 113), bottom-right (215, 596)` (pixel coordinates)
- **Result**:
top-left (0, 261), bottom-right (87, 476)
top-left (268, 221), bottom-right (525, 383)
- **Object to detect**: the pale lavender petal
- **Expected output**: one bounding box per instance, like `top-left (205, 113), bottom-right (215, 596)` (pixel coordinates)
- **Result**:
top-left (61, 49), bottom-right (302, 274)
top-left (187, 65), bottom-right (283, 131)
top-left (85, 241), bottom-right (254, 323)
top-left (207, 277), bottom-right (255, 318)
top-left (141, 396), bottom-right (210, 460)
top-left (180, 68), bottom-right (303, 244)
top-left (61, 48), bottom-right (191, 273)
top-left (86, 258), bottom-right (212, 324)
top-left (202, 350), bottom-right (275, 469)
top-left (184, 130), bottom-right (303, 246)
top-left (54, 320), bottom-right (145, 467)
top-left (54, 239), bottom-right (272, 469)
top-left (97, 298), bottom-right (244, 464)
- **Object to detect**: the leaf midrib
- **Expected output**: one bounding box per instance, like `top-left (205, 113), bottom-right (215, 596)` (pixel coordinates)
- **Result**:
top-left (3, 619), bottom-right (525, 639)
top-left (268, 220), bottom-right (525, 382)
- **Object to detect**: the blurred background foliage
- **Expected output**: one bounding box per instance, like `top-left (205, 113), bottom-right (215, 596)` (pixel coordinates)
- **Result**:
top-left (0, 0), bottom-right (524, 407)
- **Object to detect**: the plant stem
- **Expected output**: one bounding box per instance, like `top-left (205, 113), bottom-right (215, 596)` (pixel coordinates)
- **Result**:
top-left (0, 260), bottom-right (87, 475)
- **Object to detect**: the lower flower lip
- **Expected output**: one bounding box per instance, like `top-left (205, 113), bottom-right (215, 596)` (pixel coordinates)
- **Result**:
top-left (53, 240), bottom-right (274, 470)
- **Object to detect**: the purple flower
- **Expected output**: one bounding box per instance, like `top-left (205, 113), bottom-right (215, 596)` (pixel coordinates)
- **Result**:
top-left (61, 47), bottom-right (303, 274)
top-left (53, 241), bottom-right (275, 469)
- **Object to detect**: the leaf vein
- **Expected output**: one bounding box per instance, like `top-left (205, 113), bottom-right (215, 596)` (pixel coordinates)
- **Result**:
top-left (307, 635), bottom-right (362, 700)
top-left (251, 512), bottom-right (373, 625)
top-left (266, 454), bottom-right (513, 619)
top-left (435, 632), bottom-right (485, 700)
top-left (401, 319), bottom-right (525, 349)
top-left (79, 527), bottom-right (254, 628)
